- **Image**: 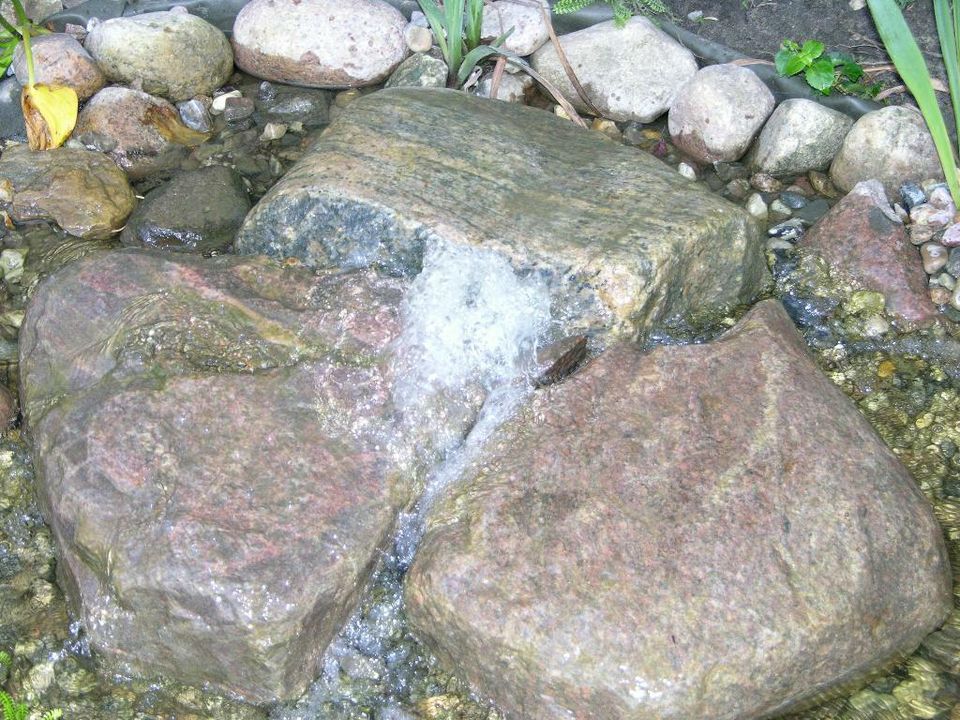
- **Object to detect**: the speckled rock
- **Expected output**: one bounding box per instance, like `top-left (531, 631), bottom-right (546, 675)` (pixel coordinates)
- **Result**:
top-left (19, 250), bottom-right (418, 704)
top-left (385, 53), bottom-right (448, 89)
top-left (73, 86), bottom-right (199, 181)
top-left (750, 98), bottom-right (853, 177)
top-left (799, 179), bottom-right (936, 327)
top-left (668, 63), bottom-right (774, 163)
top-left (406, 299), bottom-right (952, 720)
top-left (830, 106), bottom-right (942, 198)
top-left (120, 166), bottom-right (250, 253)
top-left (232, 0), bottom-right (408, 88)
top-left (236, 88), bottom-right (768, 339)
top-left (0, 145), bottom-right (135, 238)
top-left (480, 0), bottom-right (549, 56)
top-left (12, 33), bottom-right (104, 100)
top-left (84, 9), bottom-right (233, 102)
top-left (530, 17), bottom-right (698, 123)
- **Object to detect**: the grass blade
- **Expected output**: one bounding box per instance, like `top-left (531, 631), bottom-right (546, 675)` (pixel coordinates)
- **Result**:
top-left (417, 0), bottom-right (450, 68)
top-left (445, 0), bottom-right (466, 81)
top-left (935, 0), bottom-right (960, 149)
top-left (867, 0), bottom-right (960, 204)
top-left (465, 0), bottom-right (483, 50)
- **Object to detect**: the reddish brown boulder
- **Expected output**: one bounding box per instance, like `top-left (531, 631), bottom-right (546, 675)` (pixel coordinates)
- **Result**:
top-left (406, 299), bottom-right (951, 720)
top-left (799, 179), bottom-right (936, 327)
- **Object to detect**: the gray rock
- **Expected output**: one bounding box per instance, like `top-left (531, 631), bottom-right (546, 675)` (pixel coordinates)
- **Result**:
top-left (177, 98), bottom-right (212, 133)
top-left (480, 0), bottom-right (549, 56)
top-left (476, 72), bottom-right (527, 102)
top-left (404, 23), bottom-right (433, 53)
top-left (0, 77), bottom-right (26, 142)
top-left (668, 63), bottom-right (774, 163)
top-left (254, 83), bottom-right (332, 127)
top-left (750, 98), bottom-right (853, 177)
top-left (899, 181), bottom-right (927, 210)
top-left (0, 145), bottom-right (135, 238)
top-left (19, 250), bottom-right (418, 704)
top-left (84, 9), bottom-right (233, 102)
top-left (779, 190), bottom-right (807, 209)
top-left (73, 86), bottom-right (199, 181)
top-left (530, 17), bottom-right (698, 123)
top-left (223, 96), bottom-right (255, 122)
top-left (12, 33), bottom-right (104, 100)
top-left (119, 166), bottom-right (250, 253)
top-left (0, 0), bottom-right (59, 24)
top-left (831, 106), bottom-right (943, 198)
top-left (405, 299), bottom-right (952, 720)
top-left (793, 197), bottom-right (830, 225)
top-left (921, 242), bottom-right (949, 275)
top-left (232, 0), bottom-right (408, 88)
top-left (385, 53), bottom-right (449, 89)
top-left (236, 88), bottom-right (769, 339)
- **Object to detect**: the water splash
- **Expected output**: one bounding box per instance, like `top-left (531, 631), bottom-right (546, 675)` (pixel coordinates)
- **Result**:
top-left (271, 240), bottom-right (553, 720)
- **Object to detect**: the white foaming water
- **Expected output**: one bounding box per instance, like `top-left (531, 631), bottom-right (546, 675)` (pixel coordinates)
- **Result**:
top-left (271, 241), bottom-right (554, 720)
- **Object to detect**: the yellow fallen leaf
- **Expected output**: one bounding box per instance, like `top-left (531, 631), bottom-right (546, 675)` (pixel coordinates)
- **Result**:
top-left (21, 83), bottom-right (78, 151)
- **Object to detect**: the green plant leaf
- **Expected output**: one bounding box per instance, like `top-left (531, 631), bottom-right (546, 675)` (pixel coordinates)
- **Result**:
top-left (841, 60), bottom-right (864, 80)
top-left (444, 0), bottom-right (466, 76)
top-left (775, 48), bottom-right (804, 76)
top-left (805, 58), bottom-right (836, 92)
top-left (416, 0), bottom-right (450, 70)
top-left (867, 0), bottom-right (960, 205)
top-left (465, 0), bottom-right (483, 50)
top-left (935, 0), bottom-right (960, 162)
top-left (800, 39), bottom-right (825, 59)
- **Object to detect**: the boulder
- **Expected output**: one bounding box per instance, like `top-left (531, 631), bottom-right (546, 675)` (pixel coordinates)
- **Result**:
top-left (120, 166), bottom-right (250, 253)
top-left (830, 106), bottom-right (943, 198)
top-left (84, 9), bottom-right (233, 102)
top-left (530, 17), bottom-right (698, 122)
top-left (668, 63), bottom-right (774, 163)
top-left (232, 0), bottom-right (408, 88)
top-left (0, 145), bottom-right (135, 238)
top-left (19, 249), bottom-right (418, 704)
top-left (73, 86), bottom-right (203, 181)
top-left (750, 98), bottom-right (853, 177)
top-left (236, 88), bottom-right (768, 339)
top-left (480, 0), bottom-right (549, 56)
top-left (799, 179), bottom-right (936, 327)
top-left (12, 33), bottom-right (104, 100)
top-left (406, 299), bottom-right (952, 720)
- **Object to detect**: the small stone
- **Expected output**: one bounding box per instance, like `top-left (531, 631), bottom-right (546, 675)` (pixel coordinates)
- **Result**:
top-left (766, 237), bottom-right (794, 252)
top-left (750, 172), bottom-right (781, 193)
top-left (900, 181), bottom-right (927, 210)
top-left (405, 23), bottom-right (434, 53)
top-left (785, 183), bottom-right (810, 196)
top-left (260, 122), bottom-right (288, 141)
top-left (12, 33), bottom-right (104, 100)
top-left (177, 98), bottom-right (212, 133)
top-left (687, 9), bottom-right (703, 21)
top-left (794, 198), bottom-right (831, 225)
top-left (863, 315), bottom-right (890, 337)
top-left (211, 90), bottom-right (242, 114)
top-left (258, 81), bottom-right (278, 102)
top-left (921, 242), bottom-right (949, 275)
top-left (910, 202), bottom-right (953, 226)
top-left (387, 53), bottom-right (450, 89)
top-left (745, 192), bottom-right (768, 220)
top-left (0, 248), bottom-right (24, 282)
top-left (877, 359), bottom-right (897, 378)
top-left (942, 223), bottom-right (960, 247)
top-left (769, 199), bottom-right (792, 219)
top-left (937, 271), bottom-right (956, 290)
top-left (946, 246), bottom-right (960, 277)
top-left (591, 118), bottom-right (621, 140)
top-left (931, 285), bottom-right (952, 305)
top-left (779, 191), bottom-right (807, 209)
top-left (893, 203), bottom-right (909, 222)
top-left (678, 162), bottom-right (697, 180)
top-left (725, 178), bottom-right (751, 200)
top-left (714, 162), bottom-right (747, 182)
top-left (621, 122), bottom-right (646, 146)
top-left (223, 96), bottom-right (255, 122)
top-left (481, 0), bottom-right (550, 57)
top-left (768, 219), bottom-right (805, 241)
top-left (476, 72), bottom-right (527, 102)
top-left (909, 223), bottom-right (939, 246)
top-left (929, 184), bottom-right (955, 212)
top-left (809, 170), bottom-right (839, 198)
top-left (950, 282), bottom-right (960, 311)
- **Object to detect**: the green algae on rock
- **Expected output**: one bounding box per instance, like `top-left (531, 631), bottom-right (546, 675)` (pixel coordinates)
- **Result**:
top-left (236, 88), bottom-right (769, 340)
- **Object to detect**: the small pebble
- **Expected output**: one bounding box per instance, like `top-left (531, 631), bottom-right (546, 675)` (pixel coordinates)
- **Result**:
top-left (877, 359), bottom-right (897, 378)
top-left (938, 271), bottom-right (957, 290)
top-left (177, 98), bottom-right (212, 133)
top-left (210, 89), bottom-right (241, 114)
top-left (687, 9), bottom-right (703, 21)
top-left (908, 223), bottom-right (940, 246)
top-left (768, 219), bottom-right (805, 241)
top-left (725, 178), bottom-right (751, 201)
top-left (785, 182), bottom-right (810, 196)
top-left (260, 122), bottom-right (287, 141)
top-left (766, 238), bottom-right (794, 252)
top-left (750, 172), bottom-right (782, 193)
top-left (621, 122), bottom-right (645, 146)
top-left (950, 282), bottom-right (960, 311)
top-left (769, 199), bottom-right (792, 219)
top-left (929, 184), bottom-right (955, 212)
top-left (410, 9), bottom-right (429, 26)
top-left (940, 222), bottom-right (960, 247)
top-left (779, 191), bottom-right (807, 210)
top-left (863, 315), bottom-right (890, 337)
top-left (946, 246), bottom-right (960, 277)
top-left (591, 118), bottom-right (621, 141)
top-left (258, 81), bottom-right (278, 102)
top-left (223, 96), bottom-right (255, 122)
top-left (677, 162), bottom-right (697, 180)
top-left (921, 242), bottom-right (949, 275)
top-left (713, 162), bottom-right (747, 182)
top-left (899, 181), bottom-right (927, 210)
top-left (808, 170), bottom-right (838, 198)
top-left (745, 192), bottom-right (768, 221)
top-left (893, 203), bottom-right (909, 222)
top-left (910, 202), bottom-right (953, 226)
top-left (404, 23), bottom-right (434, 53)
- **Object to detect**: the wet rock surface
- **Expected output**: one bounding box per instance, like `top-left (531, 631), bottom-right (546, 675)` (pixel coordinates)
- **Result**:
top-left (0, 145), bottom-right (135, 239)
top-left (84, 9), bottom-right (234, 102)
top-left (12, 33), bottom-right (104, 101)
top-left (120, 165), bottom-right (250, 253)
top-left (237, 87), bottom-right (768, 339)
top-left (18, 250), bottom-right (421, 704)
top-left (530, 16), bottom-right (698, 122)
top-left (406, 300), bottom-right (952, 720)
top-left (800, 180), bottom-right (936, 327)
top-left (232, 0), bottom-right (408, 88)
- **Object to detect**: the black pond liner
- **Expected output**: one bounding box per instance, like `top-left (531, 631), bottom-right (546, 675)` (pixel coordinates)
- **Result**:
top-left (47, 0), bottom-right (882, 118)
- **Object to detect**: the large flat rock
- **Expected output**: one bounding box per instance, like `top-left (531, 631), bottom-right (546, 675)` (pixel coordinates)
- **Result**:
top-left (19, 250), bottom-right (418, 703)
top-left (405, 299), bottom-right (952, 720)
top-left (236, 88), bottom-right (768, 339)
